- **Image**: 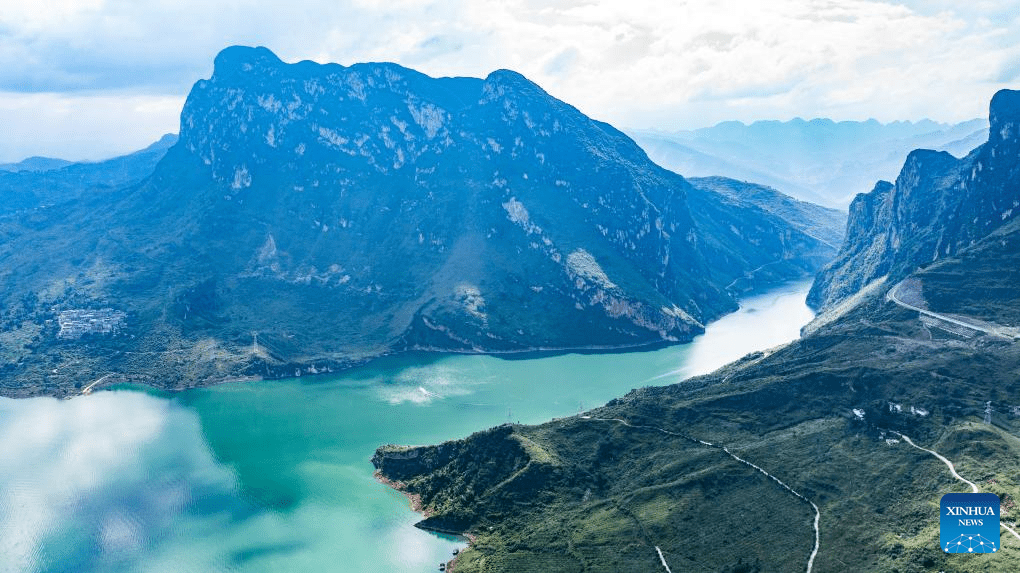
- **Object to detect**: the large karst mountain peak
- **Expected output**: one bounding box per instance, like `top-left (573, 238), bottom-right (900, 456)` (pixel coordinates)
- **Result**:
top-left (0, 46), bottom-right (840, 395)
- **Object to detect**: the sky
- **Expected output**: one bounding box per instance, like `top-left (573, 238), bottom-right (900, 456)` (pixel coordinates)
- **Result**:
top-left (1, 0), bottom-right (1019, 162)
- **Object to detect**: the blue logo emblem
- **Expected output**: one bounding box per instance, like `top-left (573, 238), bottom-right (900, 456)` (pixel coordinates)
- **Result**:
top-left (941, 493), bottom-right (1000, 554)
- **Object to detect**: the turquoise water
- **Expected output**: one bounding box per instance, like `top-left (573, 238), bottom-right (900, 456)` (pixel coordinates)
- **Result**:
top-left (0, 280), bottom-right (813, 573)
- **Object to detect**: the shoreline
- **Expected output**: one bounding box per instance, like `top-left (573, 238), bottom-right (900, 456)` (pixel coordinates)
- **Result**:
top-left (0, 291), bottom-right (714, 401)
top-left (445, 532), bottom-right (476, 573)
top-left (374, 470), bottom-right (474, 572)
top-left (1, 337), bottom-right (690, 400)
top-left (373, 471), bottom-right (432, 519)
top-left (2, 278), bottom-right (815, 400)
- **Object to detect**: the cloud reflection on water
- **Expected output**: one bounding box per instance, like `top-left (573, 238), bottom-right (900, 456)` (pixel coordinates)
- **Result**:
top-left (0, 392), bottom-right (243, 572)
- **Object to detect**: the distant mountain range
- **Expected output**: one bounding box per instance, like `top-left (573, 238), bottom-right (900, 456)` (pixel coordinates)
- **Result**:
top-left (374, 89), bottom-right (1020, 573)
top-left (0, 134), bottom-right (177, 217)
top-left (0, 47), bottom-right (841, 397)
top-left (630, 117), bottom-right (988, 208)
top-left (0, 156), bottom-right (74, 173)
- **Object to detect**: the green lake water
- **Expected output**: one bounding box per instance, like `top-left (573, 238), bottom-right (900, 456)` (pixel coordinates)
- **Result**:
top-left (0, 280), bottom-right (813, 573)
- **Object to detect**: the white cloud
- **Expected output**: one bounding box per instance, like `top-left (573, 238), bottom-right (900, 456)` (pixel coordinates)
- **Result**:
top-left (0, 92), bottom-right (182, 162)
top-left (439, 0), bottom-right (1012, 129)
top-left (0, 0), bottom-right (1018, 160)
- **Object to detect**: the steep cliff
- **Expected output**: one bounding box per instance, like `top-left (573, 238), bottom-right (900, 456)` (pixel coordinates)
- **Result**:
top-left (809, 89), bottom-right (1020, 310)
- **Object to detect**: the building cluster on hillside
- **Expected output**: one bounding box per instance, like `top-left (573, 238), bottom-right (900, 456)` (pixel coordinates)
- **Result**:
top-left (56, 308), bottom-right (127, 339)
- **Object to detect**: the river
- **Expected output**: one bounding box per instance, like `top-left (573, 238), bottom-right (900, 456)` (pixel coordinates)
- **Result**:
top-left (0, 280), bottom-right (814, 573)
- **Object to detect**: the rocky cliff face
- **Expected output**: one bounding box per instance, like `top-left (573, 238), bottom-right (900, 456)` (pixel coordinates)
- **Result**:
top-left (142, 46), bottom-right (728, 356)
top-left (1, 46), bottom-right (838, 395)
top-left (809, 89), bottom-right (1020, 310)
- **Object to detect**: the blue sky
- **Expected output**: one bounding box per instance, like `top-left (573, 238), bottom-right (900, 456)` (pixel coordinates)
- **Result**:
top-left (1, 0), bottom-right (1018, 162)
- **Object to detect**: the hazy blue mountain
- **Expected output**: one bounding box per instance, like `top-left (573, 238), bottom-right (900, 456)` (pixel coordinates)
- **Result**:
top-left (0, 46), bottom-right (837, 397)
top-left (809, 89), bottom-right (1020, 310)
top-left (688, 176), bottom-right (846, 248)
top-left (630, 117), bottom-right (988, 207)
top-left (0, 133), bottom-right (177, 217)
top-left (684, 177), bottom-right (845, 292)
top-left (0, 156), bottom-right (74, 173)
top-left (373, 90), bottom-right (1020, 573)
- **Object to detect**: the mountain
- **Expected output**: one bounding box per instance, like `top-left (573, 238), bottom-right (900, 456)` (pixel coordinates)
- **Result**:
top-left (630, 118), bottom-right (989, 208)
top-left (373, 90), bottom-right (1020, 572)
top-left (0, 133), bottom-right (177, 217)
top-left (0, 46), bottom-right (838, 397)
top-left (0, 156), bottom-right (74, 173)
top-left (688, 176), bottom-right (846, 249)
top-left (683, 177), bottom-right (845, 292)
top-left (809, 89), bottom-right (1020, 310)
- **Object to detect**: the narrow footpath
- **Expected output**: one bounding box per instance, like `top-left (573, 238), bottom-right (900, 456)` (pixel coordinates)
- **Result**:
top-left (580, 416), bottom-right (820, 573)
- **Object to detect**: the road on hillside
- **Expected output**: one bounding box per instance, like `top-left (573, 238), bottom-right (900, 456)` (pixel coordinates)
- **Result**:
top-left (892, 431), bottom-right (1020, 544)
top-left (81, 373), bottom-right (113, 395)
top-left (886, 280), bottom-right (1020, 340)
